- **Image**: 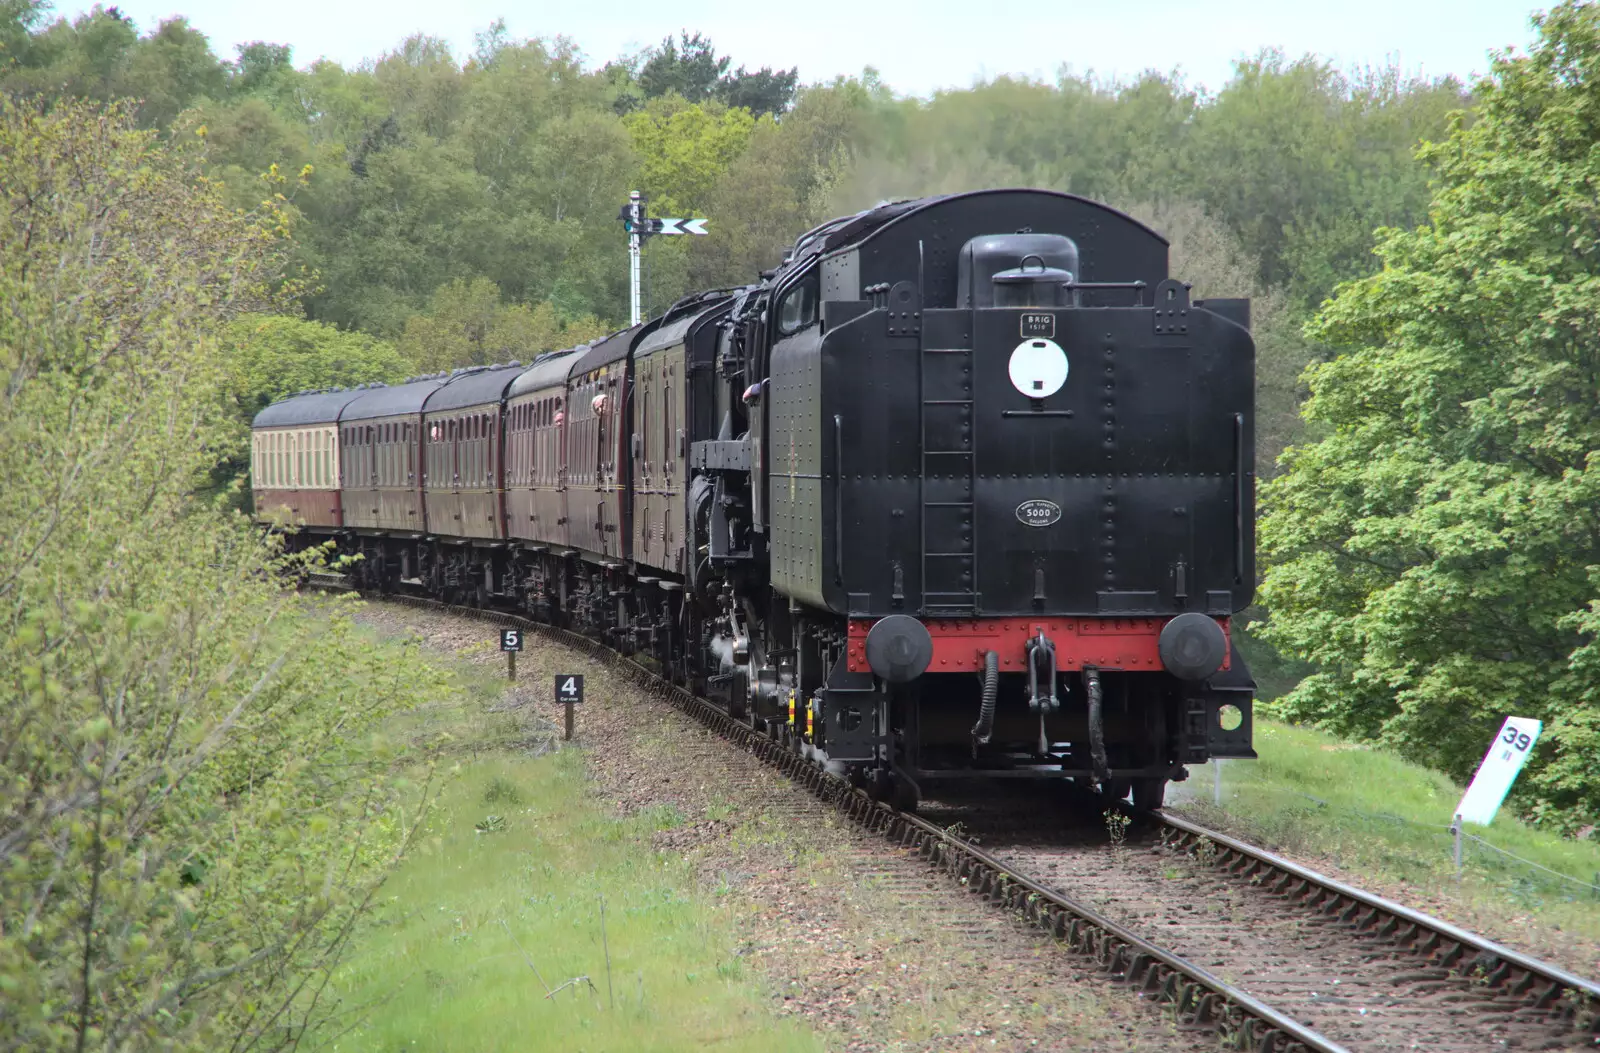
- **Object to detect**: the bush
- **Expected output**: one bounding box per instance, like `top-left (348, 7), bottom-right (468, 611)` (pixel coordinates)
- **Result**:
top-left (0, 97), bottom-right (446, 1050)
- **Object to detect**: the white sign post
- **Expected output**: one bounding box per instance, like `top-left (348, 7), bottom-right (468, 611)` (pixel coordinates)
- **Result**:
top-left (1455, 716), bottom-right (1542, 827)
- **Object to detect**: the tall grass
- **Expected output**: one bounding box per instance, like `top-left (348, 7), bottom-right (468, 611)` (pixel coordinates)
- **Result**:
top-left (317, 751), bottom-right (820, 1052)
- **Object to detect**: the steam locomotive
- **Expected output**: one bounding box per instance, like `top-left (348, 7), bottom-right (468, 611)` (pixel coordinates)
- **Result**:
top-left (252, 188), bottom-right (1259, 811)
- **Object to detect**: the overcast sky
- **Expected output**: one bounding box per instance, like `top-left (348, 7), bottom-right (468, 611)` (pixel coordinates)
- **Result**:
top-left (52, 0), bottom-right (1538, 97)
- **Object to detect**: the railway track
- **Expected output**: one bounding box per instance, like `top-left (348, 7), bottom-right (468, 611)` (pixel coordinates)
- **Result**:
top-left (316, 580), bottom-right (1600, 1052)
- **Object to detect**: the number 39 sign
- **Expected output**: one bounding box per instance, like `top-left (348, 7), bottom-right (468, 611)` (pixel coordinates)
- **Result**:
top-left (1456, 716), bottom-right (1542, 827)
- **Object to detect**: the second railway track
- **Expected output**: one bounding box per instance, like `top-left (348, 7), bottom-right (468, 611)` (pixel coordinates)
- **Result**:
top-left (322, 581), bottom-right (1600, 1052)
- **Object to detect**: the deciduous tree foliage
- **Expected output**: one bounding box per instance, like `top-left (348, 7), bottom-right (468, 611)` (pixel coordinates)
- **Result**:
top-left (396, 276), bottom-right (609, 373)
top-left (619, 30), bottom-right (798, 118)
top-left (1, 8), bottom-right (1467, 387)
top-left (1257, 1), bottom-right (1600, 831)
top-left (623, 95), bottom-right (758, 218)
top-left (211, 313), bottom-right (413, 493)
top-left (0, 98), bottom-right (447, 1051)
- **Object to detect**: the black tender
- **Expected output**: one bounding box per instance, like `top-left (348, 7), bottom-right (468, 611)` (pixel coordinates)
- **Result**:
top-left (742, 187), bottom-right (1254, 620)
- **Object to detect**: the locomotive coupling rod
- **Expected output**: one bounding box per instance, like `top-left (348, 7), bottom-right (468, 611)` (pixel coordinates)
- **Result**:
top-left (1025, 630), bottom-right (1059, 713)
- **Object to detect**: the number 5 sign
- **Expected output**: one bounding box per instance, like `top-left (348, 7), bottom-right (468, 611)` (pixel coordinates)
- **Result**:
top-left (1455, 716), bottom-right (1542, 827)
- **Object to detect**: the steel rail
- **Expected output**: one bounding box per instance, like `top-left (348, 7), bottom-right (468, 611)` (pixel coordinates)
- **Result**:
top-left (1154, 811), bottom-right (1600, 1033)
top-left (324, 586), bottom-right (1350, 1053)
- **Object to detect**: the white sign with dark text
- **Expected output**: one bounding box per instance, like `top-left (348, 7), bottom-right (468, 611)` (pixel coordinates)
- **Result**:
top-left (1455, 716), bottom-right (1542, 827)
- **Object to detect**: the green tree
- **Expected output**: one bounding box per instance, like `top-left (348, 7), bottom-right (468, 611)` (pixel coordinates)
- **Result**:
top-left (717, 63), bottom-right (799, 118)
top-left (1, 7), bottom-right (227, 127)
top-left (691, 78), bottom-right (871, 290)
top-left (1185, 51), bottom-right (1467, 304)
top-left (1256, 2), bottom-right (1600, 831)
top-left (213, 313), bottom-right (412, 494)
top-left (623, 95), bottom-right (756, 218)
top-left (0, 97), bottom-right (446, 1050)
top-left (617, 31), bottom-right (796, 117)
top-left (397, 276), bottom-right (608, 372)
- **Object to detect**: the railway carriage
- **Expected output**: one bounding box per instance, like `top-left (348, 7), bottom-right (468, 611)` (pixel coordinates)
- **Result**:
top-left (418, 364), bottom-right (528, 603)
top-left (252, 187), bottom-right (1260, 812)
top-left (629, 290), bottom-right (737, 578)
top-left (250, 390), bottom-right (358, 529)
top-left (561, 331), bottom-right (634, 564)
top-left (419, 363), bottom-right (524, 540)
top-left (335, 377), bottom-right (444, 591)
top-left (505, 348), bottom-right (581, 552)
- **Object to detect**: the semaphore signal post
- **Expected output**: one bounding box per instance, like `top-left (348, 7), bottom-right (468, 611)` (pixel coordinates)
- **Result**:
top-left (619, 190), bottom-right (709, 325)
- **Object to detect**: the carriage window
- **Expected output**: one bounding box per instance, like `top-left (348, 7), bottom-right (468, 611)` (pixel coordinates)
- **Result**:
top-left (777, 272), bottom-right (818, 335)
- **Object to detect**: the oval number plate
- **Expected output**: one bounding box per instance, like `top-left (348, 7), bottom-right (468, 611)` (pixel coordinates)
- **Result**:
top-left (1016, 499), bottom-right (1062, 527)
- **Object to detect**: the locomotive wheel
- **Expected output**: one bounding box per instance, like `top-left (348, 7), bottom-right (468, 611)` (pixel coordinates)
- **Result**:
top-left (1131, 777), bottom-right (1167, 811)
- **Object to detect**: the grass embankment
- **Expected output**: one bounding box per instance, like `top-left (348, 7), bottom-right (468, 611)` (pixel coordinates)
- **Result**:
top-left (318, 630), bottom-right (820, 1053)
top-left (1173, 719), bottom-right (1600, 955)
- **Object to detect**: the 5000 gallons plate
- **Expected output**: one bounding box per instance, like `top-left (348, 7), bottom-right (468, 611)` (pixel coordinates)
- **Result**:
top-left (1016, 499), bottom-right (1062, 527)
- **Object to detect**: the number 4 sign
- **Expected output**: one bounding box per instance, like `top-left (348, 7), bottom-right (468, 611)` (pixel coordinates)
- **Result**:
top-left (555, 675), bottom-right (584, 704)
top-left (554, 674), bottom-right (584, 742)
top-left (1455, 716), bottom-right (1542, 827)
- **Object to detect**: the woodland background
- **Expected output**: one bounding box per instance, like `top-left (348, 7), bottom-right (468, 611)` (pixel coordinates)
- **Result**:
top-left (2, 2), bottom-right (1473, 472)
top-left (5, 7), bottom-right (1600, 1045)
